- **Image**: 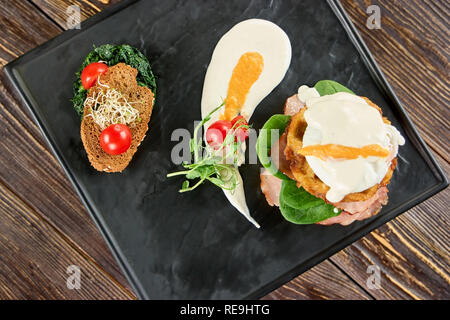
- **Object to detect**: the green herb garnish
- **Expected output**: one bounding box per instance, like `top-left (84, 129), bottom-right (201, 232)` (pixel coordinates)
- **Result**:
top-left (167, 103), bottom-right (250, 193)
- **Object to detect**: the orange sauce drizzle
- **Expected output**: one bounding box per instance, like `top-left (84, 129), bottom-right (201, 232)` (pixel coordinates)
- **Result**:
top-left (299, 144), bottom-right (390, 160)
top-left (221, 52), bottom-right (264, 121)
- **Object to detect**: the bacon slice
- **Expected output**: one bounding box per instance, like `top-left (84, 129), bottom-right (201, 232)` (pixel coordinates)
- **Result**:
top-left (260, 94), bottom-right (301, 208)
top-left (334, 186), bottom-right (388, 214)
top-left (284, 94), bottom-right (304, 116)
top-left (318, 187), bottom-right (388, 226)
top-left (260, 132), bottom-right (295, 207)
top-left (260, 169), bottom-right (282, 207)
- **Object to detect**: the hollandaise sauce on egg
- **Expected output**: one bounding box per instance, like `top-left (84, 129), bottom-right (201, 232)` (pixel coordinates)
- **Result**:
top-left (201, 19), bottom-right (292, 227)
top-left (298, 86), bottom-right (405, 203)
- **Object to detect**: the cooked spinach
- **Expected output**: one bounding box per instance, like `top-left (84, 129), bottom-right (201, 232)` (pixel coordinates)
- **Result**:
top-left (72, 44), bottom-right (157, 117)
top-left (279, 180), bottom-right (340, 224)
top-left (256, 114), bottom-right (291, 180)
top-left (314, 80), bottom-right (354, 96)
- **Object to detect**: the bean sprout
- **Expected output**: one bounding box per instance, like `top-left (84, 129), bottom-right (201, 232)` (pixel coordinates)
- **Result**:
top-left (84, 77), bottom-right (141, 130)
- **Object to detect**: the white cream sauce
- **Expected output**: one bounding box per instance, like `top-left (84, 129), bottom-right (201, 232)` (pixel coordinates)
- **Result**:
top-left (201, 19), bottom-right (292, 128)
top-left (201, 19), bottom-right (292, 227)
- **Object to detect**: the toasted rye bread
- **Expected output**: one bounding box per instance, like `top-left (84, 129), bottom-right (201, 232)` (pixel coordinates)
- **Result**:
top-left (80, 63), bottom-right (154, 173)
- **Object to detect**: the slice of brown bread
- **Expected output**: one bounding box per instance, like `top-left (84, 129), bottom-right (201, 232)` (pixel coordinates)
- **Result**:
top-left (80, 63), bottom-right (154, 173)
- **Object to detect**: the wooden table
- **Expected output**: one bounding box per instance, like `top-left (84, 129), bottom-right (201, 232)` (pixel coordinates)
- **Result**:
top-left (0, 0), bottom-right (448, 300)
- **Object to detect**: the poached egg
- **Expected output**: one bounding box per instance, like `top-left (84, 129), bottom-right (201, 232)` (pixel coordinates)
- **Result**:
top-left (298, 86), bottom-right (405, 203)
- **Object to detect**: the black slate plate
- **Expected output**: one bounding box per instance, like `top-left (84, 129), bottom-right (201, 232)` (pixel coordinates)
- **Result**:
top-left (4, 0), bottom-right (447, 299)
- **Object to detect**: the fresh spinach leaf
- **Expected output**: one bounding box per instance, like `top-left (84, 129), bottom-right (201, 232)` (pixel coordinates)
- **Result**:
top-left (314, 80), bottom-right (355, 96)
top-left (279, 180), bottom-right (341, 224)
top-left (281, 178), bottom-right (324, 210)
top-left (256, 114), bottom-right (291, 180)
top-left (72, 44), bottom-right (157, 117)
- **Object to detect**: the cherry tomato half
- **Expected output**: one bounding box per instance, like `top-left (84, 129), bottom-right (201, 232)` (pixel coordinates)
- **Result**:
top-left (100, 124), bottom-right (132, 155)
top-left (81, 62), bottom-right (108, 89)
top-left (206, 120), bottom-right (232, 149)
top-left (231, 115), bottom-right (249, 142)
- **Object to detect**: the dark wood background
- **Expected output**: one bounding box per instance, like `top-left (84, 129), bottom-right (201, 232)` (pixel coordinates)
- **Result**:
top-left (0, 0), bottom-right (448, 300)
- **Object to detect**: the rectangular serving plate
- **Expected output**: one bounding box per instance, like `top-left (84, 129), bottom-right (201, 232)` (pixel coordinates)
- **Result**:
top-left (4, 0), bottom-right (447, 299)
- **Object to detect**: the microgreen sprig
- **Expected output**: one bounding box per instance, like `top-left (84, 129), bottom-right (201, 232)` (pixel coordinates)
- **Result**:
top-left (167, 103), bottom-right (251, 193)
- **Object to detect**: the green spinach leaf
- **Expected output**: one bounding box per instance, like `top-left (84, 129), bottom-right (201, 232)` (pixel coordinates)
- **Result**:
top-left (72, 44), bottom-right (157, 117)
top-left (281, 178), bottom-right (324, 210)
top-left (314, 80), bottom-right (355, 96)
top-left (279, 180), bottom-right (341, 224)
top-left (256, 114), bottom-right (291, 180)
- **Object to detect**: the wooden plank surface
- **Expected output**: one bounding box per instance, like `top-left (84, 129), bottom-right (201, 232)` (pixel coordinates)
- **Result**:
top-left (0, 0), bottom-right (447, 299)
top-left (0, 182), bottom-right (132, 299)
top-left (262, 259), bottom-right (371, 300)
top-left (330, 0), bottom-right (450, 300)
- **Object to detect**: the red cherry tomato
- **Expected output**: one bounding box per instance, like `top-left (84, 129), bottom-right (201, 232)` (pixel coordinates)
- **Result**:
top-left (206, 120), bottom-right (232, 149)
top-left (81, 62), bottom-right (108, 89)
top-left (100, 124), bottom-right (132, 155)
top-left (231, 115), bottom-right (249, 142)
